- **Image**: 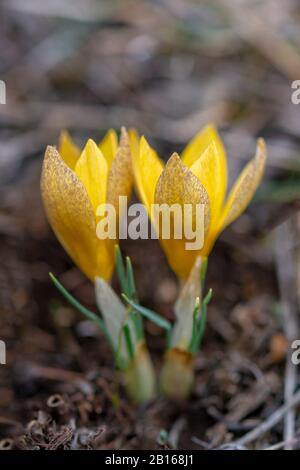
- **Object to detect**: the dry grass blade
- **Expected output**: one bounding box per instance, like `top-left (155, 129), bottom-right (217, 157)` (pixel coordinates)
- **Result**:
top-left (232, 389), bottom-right (300, 448)
top-left (274, 218), bottom-right (299, 449)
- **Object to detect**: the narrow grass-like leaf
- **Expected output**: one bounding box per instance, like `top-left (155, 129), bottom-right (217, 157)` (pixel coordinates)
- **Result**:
top-left (125, 255), bottom-right (144, 340)
top-left (203, 288), bottom-right (213, 308)
top-left (196, 303), bottom-right (207, 349)
top-left (115, 245), bottom-right (128, 294)
top-left (188, 289), bottom-right (212, 354)
top-left (188, 297), bottom-right (201, 354)
top-left (196, 288), bottom-right (212, 349)
top-left (123, 323), bottom-right (135, 360)
top-left (49, 273), bottom-right (111, 344)
top-left (200, 257), bottom-right (208, 287)
top-left (131, 309), bottom-right (144, 341)
top-left (115, 248), bottom-right (144, 341)
top-left (122, 295), bottom-right (171, 331)
top-left (126, 256), bottom-right (137, 300)
top-left (166, 328), bottom-right (172, 349)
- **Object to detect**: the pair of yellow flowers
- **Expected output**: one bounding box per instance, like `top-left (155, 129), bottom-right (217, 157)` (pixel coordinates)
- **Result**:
top-left (41, 126), bottom-right (266, 281)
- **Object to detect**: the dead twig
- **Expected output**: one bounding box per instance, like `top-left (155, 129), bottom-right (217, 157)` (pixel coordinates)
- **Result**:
top-left (21, 362), bottom-right (93, 395)
top-left (274, 219), bottom-right (299, 449)
top-left (264, 434), bottom-right (300, 451)
top-left (231, 388), bottom-right (300, 448)
top-left (168, 417), bottom-right (186, 449)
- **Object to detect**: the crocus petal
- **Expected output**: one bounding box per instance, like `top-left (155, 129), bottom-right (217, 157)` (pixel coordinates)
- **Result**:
top-left (182, 125), bottom-right (227, 252)
top-left (107, 127), bottom-right (133, 211)
top-left (182, 125), bottom-right (227, 176)
top-left (99, 129), bottom-right (118, 170)
top-left (128, 128), bottom-right (139, 161)
top-left (189, 140), bottom-right (227, 253)
top-left (133, 136), bottom-right (163, 213)
top-left (154, 153), bottom-right (210, 279)
top-left (41, 146), bottom-right (97, 281)
top-left (75, 139), bottom-right (108, 213)
top-left (58, 130), bottom-right (80, 170)
top-left (219, 138), bottom-right (267, 231)
top-left (105, 128), bottom-right (133, 266)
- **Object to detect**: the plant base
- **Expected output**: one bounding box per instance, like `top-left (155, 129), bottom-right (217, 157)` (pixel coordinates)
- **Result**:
top-left (160, 348), bottom-right (194, 401)
top-left (124, 341), bottom-right (156, 404)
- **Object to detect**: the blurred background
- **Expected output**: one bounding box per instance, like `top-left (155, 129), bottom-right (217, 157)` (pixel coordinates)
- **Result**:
top-left (0, 0), bottom-right (299, 450)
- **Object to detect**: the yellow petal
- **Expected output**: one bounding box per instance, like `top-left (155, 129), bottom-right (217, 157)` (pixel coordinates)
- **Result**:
top-left (189, 140), bottom-right (227, 252)
top-left (182, 124), bottom-right (227, 172)
top-left (128, 128), bottom-right (139, 161)
top-left (133, 136), bottom-right (163, 213)
top-left (98, 128), bottom-right (133, 280)
top-left (99, 129), bottom-right (118, 170)
top-left (107, 127), bottom-right (133, 211)
top-left (58, 131), bottom-right (81, 170)
top-left (41, 146), bottom-right (97, 281)
top-left (75, 139), bottom-right (108, 212)
top-left (154, 153), bottom-right (210, 279)
top-left (219, 138), bottom-right (267, 231)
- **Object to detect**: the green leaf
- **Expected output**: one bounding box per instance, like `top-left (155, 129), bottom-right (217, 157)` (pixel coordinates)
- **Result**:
top-left (123, 323), bottom-right (135, 360)
top-left (126, 256), bottom-right (137, 300)
top-left (195, 289), bottom-right (212, 350)
top-left (188, 297), bottom-right (201, 354)
top-left (125, 257), bottom-right (144, 338)
top-left (126, 254), bottom-right (144, 339)
top-left (115, 245), bottom-right (128, 294)
top-left (122, 294), bottom-right (171, 331)
top-left (49, 273), bottom-right (105, 331)
top-left (49, 273), bottom-right (115, 354)
top-left (131, 309), bottom-right (144, 342)
top-left (203, 288), bottom-right (213, 308)
top-left (188, 289), bottom-right (212, 354)
top-left (115, 248), bottom-right (144, 341)
top-left (196, 302), bottom-right (207, 348)
top-left (200, 257), bottom-right (208, 287)
top-left (157, 429), bottom-right (169, 445)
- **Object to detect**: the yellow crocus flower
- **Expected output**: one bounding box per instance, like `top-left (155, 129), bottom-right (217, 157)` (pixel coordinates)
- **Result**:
top-left (131, 125), bottom-right (267, 279)
top-left (41, 127), bottom-right (132, 282)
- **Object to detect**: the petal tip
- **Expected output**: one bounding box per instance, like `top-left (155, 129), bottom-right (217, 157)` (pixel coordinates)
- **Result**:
top-left (120, 126), bottom-right (129, 146)
top-left (140, 135), bottom-right (148, 147)
top-left (120, 125), bottom-right (128, 136)
top-left (255, 138), bottom-right (267, 170)
top-left (86, 138), bottom-right (97, 149)
top-left (165, 152), bottom-right (182, 168)
top-left (257, 137), bottom-right (267, 155)
top-left (59, 129), bottom-right (69, 141)
top-left (43, 145), bottom-right (61, 163)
